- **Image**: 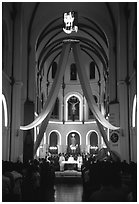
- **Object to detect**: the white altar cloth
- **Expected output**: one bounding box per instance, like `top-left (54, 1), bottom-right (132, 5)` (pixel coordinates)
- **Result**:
top-left (62, 160), bottom-right (78, 165)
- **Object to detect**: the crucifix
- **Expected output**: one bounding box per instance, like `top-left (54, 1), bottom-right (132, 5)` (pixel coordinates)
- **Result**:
top-left (68, 96), bottom-right (79, 121)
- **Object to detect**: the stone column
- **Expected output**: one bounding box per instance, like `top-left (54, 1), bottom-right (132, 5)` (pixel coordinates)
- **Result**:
top-left (2, 126), bottom-right (10, 161)
top-left (9, 4), bottom-right (25, 162)
top-left (10, 81), bottom-right (23, 162)
top-left (117, 81), bottom-right (130, 162)
top-left (117, 5), bottom-right (131, 162)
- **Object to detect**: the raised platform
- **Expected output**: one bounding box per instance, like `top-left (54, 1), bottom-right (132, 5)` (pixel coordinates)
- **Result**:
top-left (55, 170), bottom-right (82, 183)
top-left (55, 170), bottom-right (81, 177)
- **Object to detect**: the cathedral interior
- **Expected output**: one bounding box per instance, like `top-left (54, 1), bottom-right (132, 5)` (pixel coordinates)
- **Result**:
top-left (2, 2), bottom-right (137, 202)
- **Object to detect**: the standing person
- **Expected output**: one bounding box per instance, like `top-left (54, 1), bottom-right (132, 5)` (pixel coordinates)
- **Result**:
top-left (77, 154), bottom-right (83, 171)
top-left (59, 153), bottom-right (65, 171)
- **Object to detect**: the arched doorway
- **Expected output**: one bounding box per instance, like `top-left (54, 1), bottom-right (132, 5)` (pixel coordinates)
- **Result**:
top-left (67, 132), bottom-right (80, 155)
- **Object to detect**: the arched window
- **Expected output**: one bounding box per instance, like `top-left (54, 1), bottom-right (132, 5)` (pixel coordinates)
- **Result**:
top-left (52, 61), bottom-right (57, 79)
top-left (41, 93), bottom-right (44, 108)
top-left (90, 61), bottom-right (95, 79)
top-left (70, 63), bottom-right (77, 80)
top-left (89, 95), bottom-right (98, 119)
top-left (2, 94), bottom-right (8, 127)
top-left (51, 97), bottom-right (59, 119)
top-left (132, 94), bottom-right (137, 127)
top-left (39, 76), bottom-right (42, 93)
top-left (89, 108), bottom-right (95, 119)
top-left (2, 21), bottom-right (8, 71)
top-left (68, 96), bottom-right (80, 121)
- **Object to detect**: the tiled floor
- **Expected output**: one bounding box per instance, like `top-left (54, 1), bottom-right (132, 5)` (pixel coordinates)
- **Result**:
top-left (54, 183), bottom-right (83, 202)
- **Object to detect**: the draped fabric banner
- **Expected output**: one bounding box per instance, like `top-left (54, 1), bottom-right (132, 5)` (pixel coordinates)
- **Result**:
top-left (72, 42), bottom-right (119, 130)
top-left (20, 42), bottom-right (71, 130)
top-left (34, 111), bottom-right (52, 155)
top-left (20, 41), bottom-right (120, 155)
top-left (96, 120), bottom-right (111, 152)
top-left (96, 121), bottom-right (121, 161)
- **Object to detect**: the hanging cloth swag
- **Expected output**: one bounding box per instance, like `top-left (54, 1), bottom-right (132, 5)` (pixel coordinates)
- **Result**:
top-left (20, 40), bottom-right (119, 155)
top-left (20, 42), bottom-right (71, 130)
top-left (34, 111), bottom-right (52, 155)
top-left (72, 42), bottom-right (119, 130)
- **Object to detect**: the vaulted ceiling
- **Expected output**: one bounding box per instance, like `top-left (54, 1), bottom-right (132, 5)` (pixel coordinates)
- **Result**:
top-left (19, 2), bottom-right (120, 99)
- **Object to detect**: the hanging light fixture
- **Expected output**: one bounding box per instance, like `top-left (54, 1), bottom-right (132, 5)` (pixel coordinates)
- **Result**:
top-left (63, 11), bottom-right (78, 34)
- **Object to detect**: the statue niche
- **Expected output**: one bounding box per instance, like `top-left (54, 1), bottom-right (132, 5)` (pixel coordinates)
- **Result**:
top-left (68, 96), bottom-right (79, 121)
top-left (67, 132), bottom-right (80, 155)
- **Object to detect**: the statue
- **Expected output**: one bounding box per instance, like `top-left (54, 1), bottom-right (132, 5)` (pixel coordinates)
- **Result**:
top-left (69, 101), bottom-right (79, 115)
top-left (71, 134), bottom-right (76, 146)
top-left (70, 134), bottom-right (78, 153)
top-left (68, 96), bottom-right (80, 121)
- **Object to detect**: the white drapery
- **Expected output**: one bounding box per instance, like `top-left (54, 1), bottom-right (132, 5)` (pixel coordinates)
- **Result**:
top-left (34, 111), bottom-right (52, 155)
top-left (72, 42), bottom-right (119, 130)
top-left (20, 41), bottom-right (119, 155)
top-left (96, 120), bottom-right (111, 151)
top-left (20, 42), bottom-right (71, 130)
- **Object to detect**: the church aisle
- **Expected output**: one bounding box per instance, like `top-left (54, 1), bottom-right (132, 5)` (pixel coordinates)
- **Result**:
top-left (54, 183), bottom-right (83, 202)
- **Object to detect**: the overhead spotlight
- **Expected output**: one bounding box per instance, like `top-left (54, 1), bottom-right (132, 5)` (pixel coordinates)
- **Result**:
top-left (63, 11), bottom-right (78, 34)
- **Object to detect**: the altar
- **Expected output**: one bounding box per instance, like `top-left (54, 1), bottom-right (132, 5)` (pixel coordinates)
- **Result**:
top-left (61, 156), bottom-right (80, 171)
top-left (62, 160), bottom-right (78, 170)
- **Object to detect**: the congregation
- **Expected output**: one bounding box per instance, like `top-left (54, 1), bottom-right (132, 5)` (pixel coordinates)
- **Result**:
top-left (2, 151), bottom-right (137, 202)
top-left (82, 157), bottom-right (137, 201)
